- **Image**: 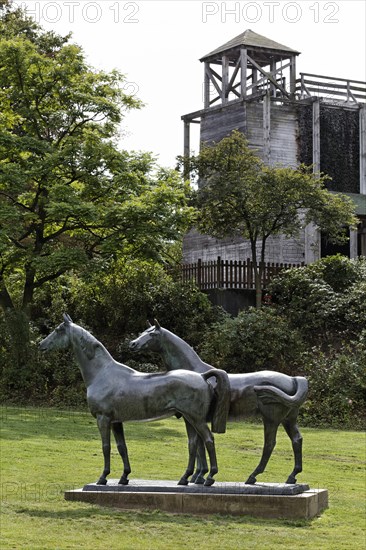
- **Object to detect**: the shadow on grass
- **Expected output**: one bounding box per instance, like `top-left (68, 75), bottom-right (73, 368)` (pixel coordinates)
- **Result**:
top-left (1, 406), bottom-right (185, 441)
top-left (14, 504), bottom-right (314, 528)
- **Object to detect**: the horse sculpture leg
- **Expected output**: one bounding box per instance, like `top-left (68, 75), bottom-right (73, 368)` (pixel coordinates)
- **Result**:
top-left (191, 439), bottom-right (208, 485)
top-left (283, 412), bottom-right (303, 484)
top-left (112, 422), bottom-right (131, 485)
top-left (245, 419), bottom-right (279, 485)
top-left (178, 422), bottom-right (199, 486)
top-left (193, 422), bottom-right (218, 487)
top-left (183, 420), bottom-right (208, 484)
top-left (96, 414), bottom-right (111, 485)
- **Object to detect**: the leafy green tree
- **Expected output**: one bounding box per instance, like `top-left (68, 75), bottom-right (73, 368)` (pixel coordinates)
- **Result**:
top-left (188, 130), bottom-right (358, 307)
top-left (0, 5), bottom-right (192, 366)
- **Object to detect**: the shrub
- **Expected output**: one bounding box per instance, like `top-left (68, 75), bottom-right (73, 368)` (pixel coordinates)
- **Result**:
top-left (269, 256), bottom-right (366, 344)
top-left (300, 338), bottom-right (366, 428)
top-left (199, 307), bottom-right (304, 374)
top-left (269, 268), bottom-right (339, 341)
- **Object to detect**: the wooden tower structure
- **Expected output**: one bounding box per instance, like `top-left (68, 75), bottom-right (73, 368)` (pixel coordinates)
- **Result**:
top-left (182, 30), bottom-right (366, 265)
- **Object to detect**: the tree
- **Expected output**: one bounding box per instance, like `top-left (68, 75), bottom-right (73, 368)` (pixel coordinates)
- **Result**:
top-left (189, 130), bottom-right (358, 307)
top-left (0, 5), bottom-right (192, 365)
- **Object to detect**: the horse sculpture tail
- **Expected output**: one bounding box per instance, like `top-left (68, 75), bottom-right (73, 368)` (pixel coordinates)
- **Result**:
top-left (253, 376), bottom-right (308, 408)
top-left (202, 369), bottom-right (231, 434)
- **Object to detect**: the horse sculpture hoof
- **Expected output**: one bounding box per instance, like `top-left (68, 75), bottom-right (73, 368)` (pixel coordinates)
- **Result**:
top-left (194, 475), bottom-right (205, 485)
top-left (178, 478), bottom-right (189, 486)
top-left (96, 478), bottom-right (107, 485)
top-left (285, 476), bottom-right (297, 485)
top-left (118, 477), bottom-right (129, 485)
top-left (245, 475), bottom-right (256, 485)
top-left (203, 478), bottom-right (215, 487)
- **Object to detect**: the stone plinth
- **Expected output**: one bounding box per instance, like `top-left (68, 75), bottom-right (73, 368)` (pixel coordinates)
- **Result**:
top-left (65, 480), bottom-right (328, 519)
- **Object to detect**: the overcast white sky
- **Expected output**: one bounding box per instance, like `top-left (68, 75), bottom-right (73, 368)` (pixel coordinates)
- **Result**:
top-left (20, 0), bottom-right (366, 167)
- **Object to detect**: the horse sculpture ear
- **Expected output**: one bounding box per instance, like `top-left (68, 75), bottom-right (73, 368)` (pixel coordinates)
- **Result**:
top-left (154, 319), bottom-right (161, 330)
top-left (146, 320), bottom-right (152, 328)
top-left (63, 313), bottom-right (72, 325)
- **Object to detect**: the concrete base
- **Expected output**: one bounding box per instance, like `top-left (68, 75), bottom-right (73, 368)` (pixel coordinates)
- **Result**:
top-left (65, 480), bottom-right (328, 519)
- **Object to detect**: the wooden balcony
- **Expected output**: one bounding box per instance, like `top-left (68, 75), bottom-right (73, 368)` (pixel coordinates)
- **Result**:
top-left (176, 257), bottom-right (304, 291)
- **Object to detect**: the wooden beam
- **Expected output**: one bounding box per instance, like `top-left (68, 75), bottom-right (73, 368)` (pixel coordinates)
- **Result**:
top-left (205, 65), bottom-right (222, 97)
top-left (247, 54), bottom-right (290, 98)
top-left (227, 56), bottom-right (241, 95)
top-left (183, 120), bottom-right (190, 180)
top-left (240, 48), bottom-right (247, 99)
top-left (360, 105), bottom-right (366, 194)
top-left (263, 91), bottom-right (271, 163)
top-left (204, 62), bottom-right (210, 109)
top-left (222, 55), bottom-right (229, 103)
top-left (313, 99), bottom-right (320, 174)
top-left (290, 56), bottom-right (296, 97)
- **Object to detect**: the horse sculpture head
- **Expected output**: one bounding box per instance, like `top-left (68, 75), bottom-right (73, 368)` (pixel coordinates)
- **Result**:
top-left (39, 313), bottom-right (73, 352)
top-left (129, 319), bottom-right (163, 353)
top-left (40, 314), bottom-right (99, 360)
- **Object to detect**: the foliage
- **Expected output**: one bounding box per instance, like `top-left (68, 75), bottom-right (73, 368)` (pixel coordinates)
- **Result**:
top-left (198, 256), bottom-right (366, 427)
top-left (66, 258), bottom-right (223, 356)
top-left (199, 307), bottom-right (304, 375)
top-left (0, 5), bottom-right (192, 319)
top-left (269, 256), bottom-right (366, 343)
top-left (301, 338), bottom-right (366, 429)
top-left (0, 259), bottom-right (223, 403)
top-left (0, 308), bottom-right (85, 406)
top-left (186, 130), bottom-right (357, 307)
top-left (268, 267), bottom-right (340, 341)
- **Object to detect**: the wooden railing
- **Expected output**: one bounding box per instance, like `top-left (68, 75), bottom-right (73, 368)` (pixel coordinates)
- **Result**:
top-left (178, 257), bottom-right (303, 291)
top-left (296, 73), bottom-right (366, 103)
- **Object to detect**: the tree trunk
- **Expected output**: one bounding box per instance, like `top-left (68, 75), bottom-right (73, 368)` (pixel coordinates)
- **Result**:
top-left (3, 308), bottom-right (31, 368)
top-left (250, 241), bottom-right (262, 309)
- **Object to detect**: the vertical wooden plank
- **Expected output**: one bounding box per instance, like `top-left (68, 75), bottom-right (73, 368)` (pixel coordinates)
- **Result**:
top-left (247, 258), bottom-right (252, 289)
top-left (204, 62), bottom-right (210, 109)
top-left (240, 47), bottom-right (247, 99)
top-left (270, 59), bottom-right (276, 96)
top-left (263, 91), bottom-right (271, 164)
top-left (222, 55), bottom-right (229, 104)
top-left (183, 120), bottom-right (190, 181)
top-left (217, 256), bottom-right (221, 288)
top-left (289, 55), bottom-right (296, 97)
top-left (197, 258), bottom-right (202, 290)
top-left (360, 104), bottom-right (366, 194)
top-left (313, 98), bottom-right (320, 174)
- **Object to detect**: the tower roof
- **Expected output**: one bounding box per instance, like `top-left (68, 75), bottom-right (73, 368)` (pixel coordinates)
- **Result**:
top-left (200, 29), bottom-right (300, 62)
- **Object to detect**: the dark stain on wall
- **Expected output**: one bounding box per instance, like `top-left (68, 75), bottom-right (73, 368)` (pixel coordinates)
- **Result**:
top-left (320, 106), bottom-right (360, 193)
top-left (297, 103), bottom-right (313, 167)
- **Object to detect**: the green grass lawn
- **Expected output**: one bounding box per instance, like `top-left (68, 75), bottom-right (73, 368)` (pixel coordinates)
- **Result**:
top-left (0, 406), bottom-right (365, 549)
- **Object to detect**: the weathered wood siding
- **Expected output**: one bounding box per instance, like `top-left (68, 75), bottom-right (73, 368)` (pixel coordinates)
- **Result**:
top-left (200, 102), bottom-right (246, 144)
top-left (201, 101), bottom-right (299, 165)
top-left (270, 104), bottom-right (298, 166)
top-left (183, 228), bottom-right (305, 264)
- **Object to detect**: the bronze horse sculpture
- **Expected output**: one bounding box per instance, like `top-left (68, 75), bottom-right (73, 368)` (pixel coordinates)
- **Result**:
top-left (39, 315), bottom-right (230, 487)
top-left (129, 321), bottom-right (308, 485)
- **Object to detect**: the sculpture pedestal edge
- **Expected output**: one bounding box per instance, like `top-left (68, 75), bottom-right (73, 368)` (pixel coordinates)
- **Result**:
top-left (64, 480), bottom-right (328, 519)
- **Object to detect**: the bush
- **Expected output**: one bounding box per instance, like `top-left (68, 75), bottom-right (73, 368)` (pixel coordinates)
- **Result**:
top-left (269, 256), bottom-right (366, 344)
top-left (0, 309), bottom-right (85, 407)
top-left (1, 258), bottom-right (223, 405)
top-left (306, 254), bottom-right (365, 292)
top-left (199, 307), bottom-right (304, 374)
top-left (300, 338), bottom-right (366, 428)
top-left (68, 258), bottom-right (224, 357)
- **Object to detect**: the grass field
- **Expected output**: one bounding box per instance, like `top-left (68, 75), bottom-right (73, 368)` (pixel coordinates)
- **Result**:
top-left (0, 406), bottom-right (365, 549)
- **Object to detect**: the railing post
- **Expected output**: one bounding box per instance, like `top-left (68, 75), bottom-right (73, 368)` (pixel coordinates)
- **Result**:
top-left (217, 256), bottom-right (221, 288)
top-left (197, 258), bottom-right (202, 289)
